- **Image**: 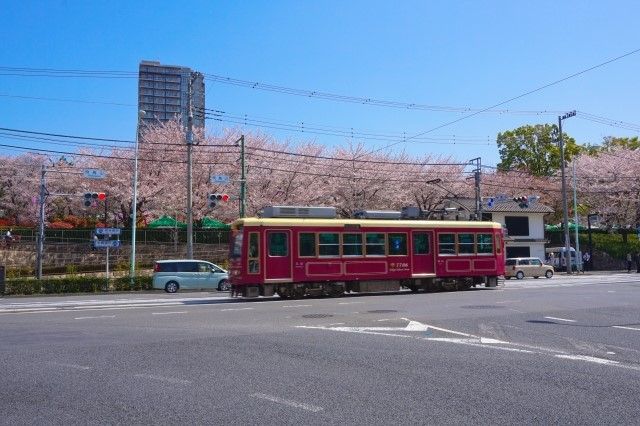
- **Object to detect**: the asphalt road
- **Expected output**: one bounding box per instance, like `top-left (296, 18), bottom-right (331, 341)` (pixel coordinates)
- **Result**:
top-left (1, 273), bottom-right (640, 425)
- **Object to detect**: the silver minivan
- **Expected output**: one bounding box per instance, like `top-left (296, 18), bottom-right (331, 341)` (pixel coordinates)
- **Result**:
top-left (152, 260), bottom-right (230, 293)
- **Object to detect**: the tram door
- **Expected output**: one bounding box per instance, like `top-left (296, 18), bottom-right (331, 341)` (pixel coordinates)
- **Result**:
top-left (265, 230), bottom-right (292, 281)
top-left (411, 231), bottom-right (435, 275)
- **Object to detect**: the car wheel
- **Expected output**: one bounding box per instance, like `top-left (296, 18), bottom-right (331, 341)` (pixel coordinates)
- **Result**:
top-left (545, 270), bottom-right (554, 279)
top-left (218, 279), bottom-right (230, 291)
top-left (515, 271), bottom-right (524, 280)
top-left (505, 276), bottom-right (511, 280)
top-left (165, 281), bottom-right (179, 293)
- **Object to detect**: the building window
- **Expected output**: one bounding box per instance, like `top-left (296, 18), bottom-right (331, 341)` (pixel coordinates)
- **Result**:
top-left (365, 233), bottom-right (385, 256)
top-left (388, 233), bottom-right (407, 256)
top-left (299, 233), bottom-right (316, 257)
top-left (342, 233), bottom-right (363, 256)
top-left (504, 216), bottom-right (530, 236)
top-left (319, 233), bottom-right (339, 257)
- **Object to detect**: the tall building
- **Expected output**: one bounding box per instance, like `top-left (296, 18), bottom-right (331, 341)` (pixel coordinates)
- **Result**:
top-left (138, 60), bottom-right (205, 129)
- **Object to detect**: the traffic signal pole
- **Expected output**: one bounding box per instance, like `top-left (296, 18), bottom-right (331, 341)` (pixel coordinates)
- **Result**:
top-left (36, 165), bottom-right (46, 280)
top-left (558, 111), bottom-right (575, 274)
top-left (186, 76), bottom-right (195, 259)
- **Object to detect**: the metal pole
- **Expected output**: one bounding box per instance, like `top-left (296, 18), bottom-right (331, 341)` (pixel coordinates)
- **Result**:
top-left (572, 161), bottom-right (581, 271)
top-left (559, 115), bottom-right (572, 274)
top-left (588, 214), bottom-right (594, 270)
top-left (130, 110), bottom-right (145, 284)
top-left (36, 165), bottom-right (46, 280)
top-left (471, 157), bottom-right (482, 220)
top-left (186, 78), bottom-right (194, 259)
top-left (240, 135), bottom-right (246, 218)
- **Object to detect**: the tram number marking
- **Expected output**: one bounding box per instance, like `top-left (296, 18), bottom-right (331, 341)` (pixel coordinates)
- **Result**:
top-left (389, 262), bottom-right (409, 272)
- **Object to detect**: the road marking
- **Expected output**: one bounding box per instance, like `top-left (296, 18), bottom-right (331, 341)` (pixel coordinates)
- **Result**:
top-left (555, 355), bottom-right (619, 366)
top-left (74, 315), bottom-right (116, 320)
top-left (251, 393), bottom-right (323, 412)
top-left (327, 323), bottom-right (345, 326)
top-left (607, 291), bottom-right (616, 293)
top-left (612, 325), bottom-right (640, 332)
top-left (337, 302), bottom-right (363, 305)
top-left (220, 307), bottom-right (254, 311)
top-left (151, 311), bottom-right (188, 315)
top-left (544, 316), bottom-right (576, 323)
top-left (607, 351), bottom-right (616, 355)
top-left (50, 362), bottom-right (91, 370)
top-left (282, 304), bottom-right (312, 308)
top-left (495, 300), bottom-right (522, 304)
top-left (377, 319), bottom-right (393, 322)
top-left (134, 374), bottom-right (192, 385)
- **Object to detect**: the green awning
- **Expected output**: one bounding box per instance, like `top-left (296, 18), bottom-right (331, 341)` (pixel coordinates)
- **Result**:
top-left (147, 215), bottom-right (187, 229)
top-left (200, 217), bottom-right (231, 229)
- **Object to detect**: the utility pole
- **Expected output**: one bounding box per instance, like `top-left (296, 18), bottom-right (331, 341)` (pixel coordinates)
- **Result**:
top-left (558, 110), bottom-right (576, 274)
top-left (36, 165), bottom-right (46, 280)
top-left (186, 75), bottom-right (195, 259)
top-left (572, 161), bottom-right (581, 271)
top-left (239, 135), bottom-right (246, 218)
top-left (470, 157), bottom-right (482, 220)
top-left (130, 110), bottom-right (145, 285)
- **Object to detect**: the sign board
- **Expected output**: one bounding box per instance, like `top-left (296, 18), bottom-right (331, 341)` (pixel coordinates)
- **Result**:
top-left (94, 240), bottom-right (121, 248)
top-left (495, 194), bottom-right (508, 203)
top-left (95, 227), bottom-right (121, 236)
top-left (210, 174), bottom-right (230, 184)
top-left (485, 197), bottom-right (495, 208)
top-left (83, 169), bottom-right (107, 179)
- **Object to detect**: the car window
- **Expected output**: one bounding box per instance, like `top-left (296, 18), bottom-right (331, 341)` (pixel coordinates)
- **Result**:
top-left (519, 259), bottom-right (530, 266)
top-left (157, 262), bottom-right (177, 272)
top-left (197, 262), bottom-right (211, 272)
top-left (531, 259), bottom-right (542, 266)
top-left (176, 262), bottom-right (198, 272)
top-left (505, 259), bottom-right (516, 266)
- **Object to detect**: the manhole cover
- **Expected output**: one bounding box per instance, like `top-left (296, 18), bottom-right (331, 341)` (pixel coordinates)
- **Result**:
top-left (366, 310), bottom-right (398, 314)
top-left (462, 305), bottom-right (505, 310)
top-left (302, 314), bottom-right (333, 318)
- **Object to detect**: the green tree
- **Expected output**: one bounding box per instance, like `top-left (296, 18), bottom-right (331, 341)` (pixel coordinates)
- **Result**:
top-left (496, 124), bottom-right (580, 176)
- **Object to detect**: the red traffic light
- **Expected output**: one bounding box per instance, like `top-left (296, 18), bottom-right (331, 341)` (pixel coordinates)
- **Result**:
top-left (221, 194), bottom-right (229, 202)
top-left (97, 192), bottom-right (106, 201)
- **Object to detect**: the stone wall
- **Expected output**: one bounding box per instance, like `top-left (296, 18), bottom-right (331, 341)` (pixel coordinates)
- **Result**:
top-left (0, 241), bottom-right (229, 273)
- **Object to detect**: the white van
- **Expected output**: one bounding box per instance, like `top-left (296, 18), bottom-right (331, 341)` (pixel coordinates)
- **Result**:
top-left (152, 260), bottom-right (230, 293)
top-left (545, 247), bottom-right (577, 272)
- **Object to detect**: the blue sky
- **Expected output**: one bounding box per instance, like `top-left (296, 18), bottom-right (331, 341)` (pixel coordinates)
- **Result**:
top-left (0, 0), bottom-right (639, 167)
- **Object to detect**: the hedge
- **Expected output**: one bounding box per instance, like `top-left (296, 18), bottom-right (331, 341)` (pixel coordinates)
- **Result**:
top-left (3, 276), bottom-right (152, 296)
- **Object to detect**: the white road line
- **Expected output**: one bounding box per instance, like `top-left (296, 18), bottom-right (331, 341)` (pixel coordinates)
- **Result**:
top-left (134, 374), bottom-right (192, 385)
top-left (607, 291), bottom-right (616, 293)
top-left (377, 319), bottom-right (393, 322)
top-left (544, 316), bottom-right (577, 323)
top-left (555, 355), bottom-right (619, 366)
top-left (220, 307), bottom-right (254, 311)
top-left (74, 315), bottom-right (116, 320)
top-left (612, 325), bottom-right (640, 332)
top-left (282, 304), bottom-right (312, 308)
top-left (50, 362), bottom-right (92, 370)
top-left (251, 393), bottom-right (323, 412)
top-left (337, 302), bottom-right (363, 305)
top-left (151, 311), bottom-right (188, 315)
top-left (327, 323), bottom-right (345, 326)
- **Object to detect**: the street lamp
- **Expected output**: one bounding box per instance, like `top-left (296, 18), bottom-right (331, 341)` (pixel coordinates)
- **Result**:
top-left (558, 110), bottom-right (576, 274)
top-left (130, 110), bottom-right (145, 285)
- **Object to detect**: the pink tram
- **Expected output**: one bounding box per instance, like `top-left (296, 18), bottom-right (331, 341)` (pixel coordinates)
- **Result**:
top-left (228, 206), bottom-right (505, 298)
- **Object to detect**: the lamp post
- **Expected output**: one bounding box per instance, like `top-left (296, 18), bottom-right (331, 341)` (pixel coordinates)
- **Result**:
top-left (558, 110), bottom-right (576, 274)
top-left (130, 110), bottom-right (145, 285)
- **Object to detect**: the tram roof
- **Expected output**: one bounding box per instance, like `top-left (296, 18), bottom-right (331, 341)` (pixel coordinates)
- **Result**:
top-left (231, 217), bottom-right (503, 230)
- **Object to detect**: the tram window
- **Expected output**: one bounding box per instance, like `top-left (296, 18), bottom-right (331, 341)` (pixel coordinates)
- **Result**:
top-left (496, 234), bottom-right (503, 255)
top-left (413, 233), bottom-right (430, 255)
top-left (388, 233), bottom-right (407, 256)
top-left (343, 233), bottom-right (363, 256)
top-left (366, 233), bottom-right (386, 256)
top-left (319, 233), bottom-right (340, 256)
top-left (299, 233), bottom-right (316, 257)
top-left (268, 232), bottom-right (288, 257)
top-left (248, 232), bottom-right (259, 274)
top-left (438, 234), bottom-right (456, 255)
top-left (477, 234), bottom-right (493, 254)
top-left (458, 233), bottom-right (475, 254)
top-left (231, 232), bottom-right (243, 259)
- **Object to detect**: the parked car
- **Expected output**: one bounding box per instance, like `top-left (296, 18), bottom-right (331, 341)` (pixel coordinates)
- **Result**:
top-left (504, 257), bottom-right (554, 280)
top-left (152, 260), bottom-right (230, 293)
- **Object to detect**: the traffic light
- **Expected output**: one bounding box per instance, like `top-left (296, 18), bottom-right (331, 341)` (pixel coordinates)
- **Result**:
top-left (208, 193), bottom-right (229, 208)
top-left (83, 192), bottom-right (106, 207)
top-left (513, 196), bottom-right (528, 208)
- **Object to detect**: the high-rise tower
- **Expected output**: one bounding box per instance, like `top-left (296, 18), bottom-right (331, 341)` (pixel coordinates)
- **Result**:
top-left (138, 60), bottom-right (205, 129)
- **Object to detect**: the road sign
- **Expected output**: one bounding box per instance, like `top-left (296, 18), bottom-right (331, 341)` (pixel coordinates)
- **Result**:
top-left (210, 174), bottom-right (230, 184)
top-left (94, 240), bottom-right (121, 248)
top-left (83, 169), bottom-right (107, 179)
top-left (485, 197), bottom-right (495, 208)
top-left (495, 194), bottom-right (508, 203)
top-left (95, 227), bottom-right (121, 236)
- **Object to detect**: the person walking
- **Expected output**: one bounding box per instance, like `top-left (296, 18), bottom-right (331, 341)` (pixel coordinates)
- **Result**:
top-left (582, 251), bottom-right (591, 271)
top-left (4, 228), bottom-right (12, 248)
top-left (627, 252), bottom-right (633, 273)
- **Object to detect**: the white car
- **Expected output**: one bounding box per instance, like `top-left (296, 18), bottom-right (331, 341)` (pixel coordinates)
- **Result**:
top-left (152, 260), bottom-right (230, 293)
